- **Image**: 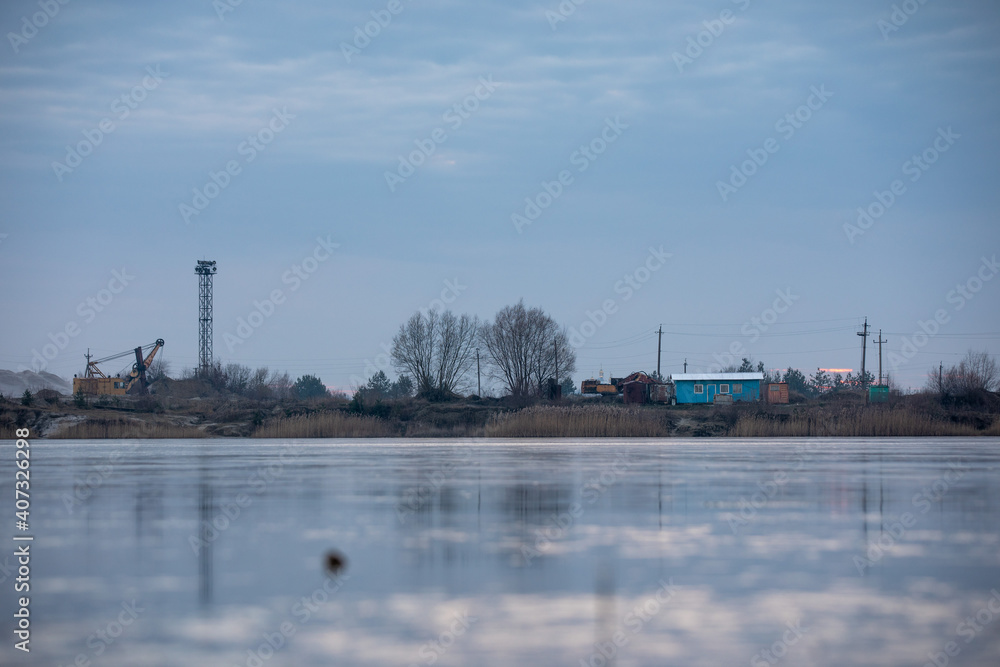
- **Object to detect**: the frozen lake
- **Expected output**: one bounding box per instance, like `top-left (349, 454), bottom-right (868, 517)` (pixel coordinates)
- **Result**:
top-left (2, 437), bottom-right (1000, 666)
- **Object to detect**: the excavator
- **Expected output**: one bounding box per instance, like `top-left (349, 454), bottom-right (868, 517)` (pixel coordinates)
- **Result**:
top-left (72, 339), bottom-right (165, 396)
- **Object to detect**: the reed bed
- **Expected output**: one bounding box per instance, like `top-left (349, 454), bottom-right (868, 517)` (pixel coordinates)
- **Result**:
top-left (484, 405), bottom-right (669, 438)
top-left (727, 406), bottom-right (989, 437)
top-left (53, 418), bottom-right (205, 439)
top-left (253, 411), bottom-right (397, 438)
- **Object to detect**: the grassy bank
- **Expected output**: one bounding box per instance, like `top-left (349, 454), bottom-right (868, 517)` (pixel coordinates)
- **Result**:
top-left (727, 405), bottom-right (1000, 437)
top-left (52, 418), bottom-right (205, 439)
top-left (484, 405), bottom-right (671, 437)
top-left (5, 385), bottom-right (1000, 439)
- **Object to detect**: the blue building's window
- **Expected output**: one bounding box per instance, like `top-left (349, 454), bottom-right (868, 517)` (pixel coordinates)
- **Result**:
top-left (733, 384), bottom-right (742, 394)
top-left (694, 384), bottom-right (704, 394)
top-left (720, 384), bottom-right (730, 394)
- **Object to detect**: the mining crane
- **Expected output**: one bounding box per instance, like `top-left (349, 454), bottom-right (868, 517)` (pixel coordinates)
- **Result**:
top-left (72, 339), bottom-right (165, 396)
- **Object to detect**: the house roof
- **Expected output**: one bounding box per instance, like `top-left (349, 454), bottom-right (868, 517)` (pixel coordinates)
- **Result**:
top-left (669, 373), bottom-right (764, 382)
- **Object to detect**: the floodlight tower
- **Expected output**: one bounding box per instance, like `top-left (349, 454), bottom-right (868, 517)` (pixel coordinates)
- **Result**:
top-left (195, 260), bottom-right (217, 376)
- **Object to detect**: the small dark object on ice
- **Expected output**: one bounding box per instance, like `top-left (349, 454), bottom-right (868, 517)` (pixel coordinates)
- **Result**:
top-left (325, 550), bottom-right (347, 575)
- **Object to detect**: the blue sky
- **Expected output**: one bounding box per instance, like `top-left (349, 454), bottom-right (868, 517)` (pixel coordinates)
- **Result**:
top-left (1, 0), bottom-right (998, 392)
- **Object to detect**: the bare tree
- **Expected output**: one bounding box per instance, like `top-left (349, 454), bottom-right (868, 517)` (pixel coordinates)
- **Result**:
top-left (435, 311), bottom-right (480, 394)
top-left (391, 310), bottom-right (480, 396)
top-left (530, 327), bottom-right (575, 392)
top-left (945, 350), bottom-right (999, 395)
top-left (392, 311), bottom-right (438, 394)
top-left (480, 300), bottom-right (575, 398)
top-left (146, 358), bottom-right (171, 383)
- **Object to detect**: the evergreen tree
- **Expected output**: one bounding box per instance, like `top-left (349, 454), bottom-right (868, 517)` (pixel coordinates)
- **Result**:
top-left (783, 368), bottom-right (811, 397)
top-left (810, 369), bottom-right (832, 394)
top-left (366, 371), bottom-right (392, 399)
top-left (294, 375), bottom-right (329, 399)
top-left (389, 375), bottom-right (414, 399)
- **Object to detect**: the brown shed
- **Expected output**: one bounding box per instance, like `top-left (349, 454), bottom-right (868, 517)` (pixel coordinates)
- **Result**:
top-left (764, 382), bottom-right (789, 404)
top-left (622, 381), bottom-right (649, 404)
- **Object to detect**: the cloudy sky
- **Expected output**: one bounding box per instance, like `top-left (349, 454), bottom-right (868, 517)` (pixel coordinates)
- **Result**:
top-left (1, 0), bottom-right (998, 392)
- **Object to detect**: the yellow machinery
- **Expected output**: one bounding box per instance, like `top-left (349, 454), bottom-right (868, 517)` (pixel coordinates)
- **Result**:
top-left (73, 339), bottom-right (165, 396)
top-left (581, 368), bottom-right (620, 396)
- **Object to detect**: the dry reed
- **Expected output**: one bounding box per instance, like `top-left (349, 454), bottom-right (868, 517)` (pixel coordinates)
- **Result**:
top-left (727, 406), bottom-right (987, 437)
top-left (253, 411), bottom-right (397, 438)
top-left (484, 404), bottom-right (669, 438)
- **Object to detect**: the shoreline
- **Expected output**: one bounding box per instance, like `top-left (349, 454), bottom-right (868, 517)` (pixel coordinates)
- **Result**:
top-left (4, 390), bottom-right (999, 440)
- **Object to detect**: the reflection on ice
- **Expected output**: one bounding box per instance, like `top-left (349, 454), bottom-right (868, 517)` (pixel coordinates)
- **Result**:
top-left (0, 437), bottom-right (998, 666)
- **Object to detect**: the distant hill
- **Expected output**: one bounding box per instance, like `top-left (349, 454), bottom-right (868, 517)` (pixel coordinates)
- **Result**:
top-left (0, 369), bottom-right (72, 397)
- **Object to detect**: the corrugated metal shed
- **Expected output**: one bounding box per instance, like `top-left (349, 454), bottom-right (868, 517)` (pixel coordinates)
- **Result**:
top-left (669, 373), bottom-right (765, 382)
top-left (672, 372), bottom-right (763, 404)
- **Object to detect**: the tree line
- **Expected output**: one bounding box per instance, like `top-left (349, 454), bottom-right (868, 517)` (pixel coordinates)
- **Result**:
top-left (390, 300), bottom-right (576, 400)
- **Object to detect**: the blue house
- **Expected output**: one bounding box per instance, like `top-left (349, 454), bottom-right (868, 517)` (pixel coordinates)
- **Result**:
top-left (670, 372), bottom-right (763, 404)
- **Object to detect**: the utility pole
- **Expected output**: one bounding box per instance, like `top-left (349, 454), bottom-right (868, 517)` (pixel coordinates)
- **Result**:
top-left (656, 325), bottom-right (663, 379)
top-left (857, 317), bottom-right (870, 396)
top-left (553, 338), bottom-right (559, 399)
top-left (476, 348), bottom-right (481, 397)
top-left (938, 361), bottom-right (943, 394)
top-left (875, 329), bottom-right (887, 385)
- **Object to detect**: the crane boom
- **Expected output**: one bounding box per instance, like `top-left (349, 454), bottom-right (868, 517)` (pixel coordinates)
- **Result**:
top-left (73, 339), bottom-right (165, 396)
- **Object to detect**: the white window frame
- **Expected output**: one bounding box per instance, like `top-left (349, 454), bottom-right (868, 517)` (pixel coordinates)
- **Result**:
top-left (693, 384), bottom-right (704, 395)
top-left (733, 384), bottom-right (742, 394)
top-left (720, 384), bottom-right (730, 394)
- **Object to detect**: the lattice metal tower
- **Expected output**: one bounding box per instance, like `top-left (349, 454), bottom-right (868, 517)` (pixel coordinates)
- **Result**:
top-left (195, 260), bottom-right (217, 376)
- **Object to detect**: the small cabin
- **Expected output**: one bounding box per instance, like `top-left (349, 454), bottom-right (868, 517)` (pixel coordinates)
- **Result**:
top-left (670, 372), bottom-right (763, 404)
top-left (763, 382), bottom-right (789, 404)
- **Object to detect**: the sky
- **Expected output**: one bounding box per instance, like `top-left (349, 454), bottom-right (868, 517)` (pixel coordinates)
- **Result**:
top-left (1, 0), bottom-right (998, 393)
